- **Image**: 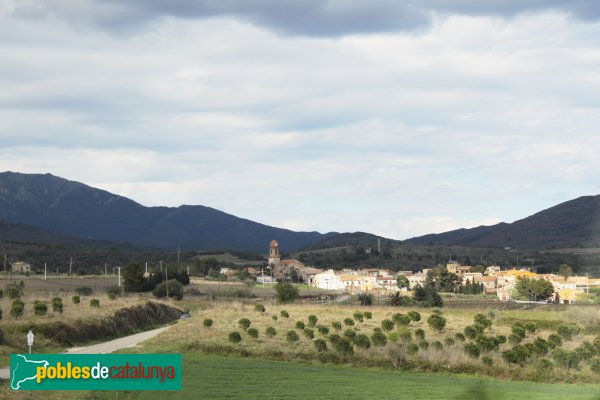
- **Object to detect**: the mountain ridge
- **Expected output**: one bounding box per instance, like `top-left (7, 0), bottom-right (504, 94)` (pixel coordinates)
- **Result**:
top-left (0, 171), bottom-right (332, 252)
top-left (406, 195), bottom-right (600, 249)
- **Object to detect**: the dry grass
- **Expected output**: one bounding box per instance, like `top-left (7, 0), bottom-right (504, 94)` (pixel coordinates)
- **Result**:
top-left (136, 300), bottom-right (600, 383)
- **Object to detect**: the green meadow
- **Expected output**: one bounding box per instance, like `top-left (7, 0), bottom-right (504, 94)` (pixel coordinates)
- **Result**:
top-left (83, 353), bottom-right (600, 400)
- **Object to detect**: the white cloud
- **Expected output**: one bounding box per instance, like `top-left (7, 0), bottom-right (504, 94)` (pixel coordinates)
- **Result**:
top-left (1, 7), bottom-right (600, 241)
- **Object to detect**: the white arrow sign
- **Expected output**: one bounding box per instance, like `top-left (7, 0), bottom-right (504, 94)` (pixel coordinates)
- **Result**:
top-left (26, 330), bottom-right (34, 353)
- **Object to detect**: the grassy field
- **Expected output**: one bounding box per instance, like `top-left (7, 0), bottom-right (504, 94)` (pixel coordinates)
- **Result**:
top-left (82, 353), bottom-right (600, 400)
top-left (133, 300), bottom-right (600, 383)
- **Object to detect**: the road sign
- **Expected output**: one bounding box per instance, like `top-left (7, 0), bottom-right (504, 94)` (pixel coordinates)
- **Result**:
top-left (26, 330), bottom-right (34, 354)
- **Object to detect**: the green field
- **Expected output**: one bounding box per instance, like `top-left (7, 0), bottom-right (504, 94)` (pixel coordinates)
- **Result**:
top-left (85, 353), bottom-right (600, 400)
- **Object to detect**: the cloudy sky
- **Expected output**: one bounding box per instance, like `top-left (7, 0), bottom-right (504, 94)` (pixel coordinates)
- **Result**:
top-left (2, 1), bottom-right (600, 239)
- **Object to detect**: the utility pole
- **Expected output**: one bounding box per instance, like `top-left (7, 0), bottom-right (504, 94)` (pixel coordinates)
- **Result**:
top-left (166, 267), bottom-right (169, 298)
top-left (186, 265), bottom-right (190, 276)
top-left (3, 254), bottom-right (6, 293)
top-left (177, 246), bottom-right (180, 264)
top-left (145, 262), bottom-right (148, 276)
top-left (104, 263), bottom-right (107, 275)
top-left (44, 262), bottom-right (47, 280)
top-left (117, 267), bottom-right (121, 287)
top-left (69, 257), bottom-right (73, 292)
top-left (160, 260), bottom-right (163, 272)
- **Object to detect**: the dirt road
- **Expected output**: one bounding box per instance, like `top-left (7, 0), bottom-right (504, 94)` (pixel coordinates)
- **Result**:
top-left (0, 326), bottom-right (170, 380)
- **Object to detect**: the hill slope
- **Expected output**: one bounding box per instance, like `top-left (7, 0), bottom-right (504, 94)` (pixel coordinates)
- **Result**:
top-left (0, 172), bottom-right (330, 252)
top-left (406, 195), bottom-right (600, 249)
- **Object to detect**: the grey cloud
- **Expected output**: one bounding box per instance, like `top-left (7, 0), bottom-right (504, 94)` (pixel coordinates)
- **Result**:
top-left (8, 0), bottom-right (600, 37)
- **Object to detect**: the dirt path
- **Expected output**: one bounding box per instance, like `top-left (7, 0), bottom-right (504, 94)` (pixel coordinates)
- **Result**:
top-left (0, 326), bottom-right (170, 380)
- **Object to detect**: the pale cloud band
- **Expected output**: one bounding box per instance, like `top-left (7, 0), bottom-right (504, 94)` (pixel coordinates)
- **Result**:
top-left (1, 2), bottom-right (599, 240)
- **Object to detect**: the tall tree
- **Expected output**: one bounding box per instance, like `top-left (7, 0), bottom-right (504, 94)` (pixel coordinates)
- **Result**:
top-left (123, 261), bottom-right (146, 292)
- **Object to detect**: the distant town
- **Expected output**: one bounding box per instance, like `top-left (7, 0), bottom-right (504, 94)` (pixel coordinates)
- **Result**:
top-left (209, 240), bottom-right (598, 304)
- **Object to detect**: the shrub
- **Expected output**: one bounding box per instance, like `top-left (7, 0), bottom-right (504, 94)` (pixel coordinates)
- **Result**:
top-left (552, 348), bottom-right (580, 369)
top-left (328, 334), bottom-right (342, 345)
top-left (388, 332), bottom-right (399, 343)
top-left (502, 350), bottom-right (518, 365)
top-left (344, 318), bottom-right (355, 327)
top-left (407, 342), bottom-right (419, 355)
top-left (228, 331), bottom-right (242, 343)
top-left (254, 304), bottom-right (266, 313)
top-left (496, 335), bottom-right (507, 344)
top-left (398, 328), bottom-right (412, 342)
top-left (444, 337), bottom-right (455, 346)
top-left (51, 297), bottom-right (63, 313)
top-left (482, 356), bottom-right (493, 366)
top-left (317, 325), bottom-right (329, 335)
top-left (557, 324), bottom-right (576, 341)
top-left (331, 321), bottom-right (342, 331)
top-left (314, 338), bottom-right (327, 352)
top-left (415, 329), bottom-right (425, 340)
top-left (0, 328), bottom-right (4, 345)
top-left (591, 358), bottom-right (600, 374)
top-left (275, 282), bottom-right (299, 304)
top-left (510, 324), bottom-right (526, 342)
top-left (392, 313), bottom-right (411, 326)
top-left (33, 301), bottom-right (48, 316)
top-left (247, 328), bottom-right (259, 339)
top-left (308, 314), bottom-right (318, 327)
top-left (153, 280), bottom-right (184, 300)
top-left (0, 307), bottom-right (2, 320)
top-left (418, 340), bottom-right (429, 350)
top-left (432, 340), bottom-right (443, 351)
top-left (371, 331), bottom-right (387, 347)
top-left (381, 319), bottom-right (395, 332)
top-left (524, 322), bottom-right (537, 333)
top-left (0, 288), bottom-right (3, 299)
top-left (548, 334), bottom-right (563, 348)
top-left (508, 333), bottom-right (523, 345)
top-left (532, 337), bottom-right (549, 356)
top-left (363, 311), bottom-right (373, 319)
top-left (295, 321), bottom-right (305, 330)
top-left (7, 285), bottom-right (21, 299)
top-left (476, 335), bottom-right (500, 353)
top-left (464, 343), bottom-right (480, 358)
top-left (474, 313), bottom-right (492, 329)
top-left (272, 315), bottom-right (278, 321)
top-left (239, 318), bottom-right (251, 330)
top-left (344, 329), bottom-right (357, 341)
top-left (353, 311), bottom-right (364, 322)
top-left (107, 286), bottom-right (121, 299)
top-left (455, 332), bottom-right (466, 342)
top-left (75, 286), bottom-right (93, 296)
top-left (203, 318), bottom-right (213, 328)
top-left (304, 328), bottom-right (315, 339)
top-left (90, 299), bottom-right (100, 308)
top-left (11, 300), bottom-right (24, 318)
top-left (333, 337), bottom-right (354, 355)
top-left (286, 330), bottom-right (299, 343)
top-left (427, 314), bottom-right (446, 332)
top-left (408, 311), bottom-right (421, 322)
top-left (72, 296), bottom-right (80, 304)
top-left (464, 326), bottom-right (478, 340)
top-left (354, 334), bottom-right (371, 349)
top-left (280, 310), bottom-right (289, 318)
top-left (265, 326), bottom-right (277, 337)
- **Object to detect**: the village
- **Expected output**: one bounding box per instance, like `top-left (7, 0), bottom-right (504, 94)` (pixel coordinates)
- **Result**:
top-left (218, 240), bottom-right (600, 305)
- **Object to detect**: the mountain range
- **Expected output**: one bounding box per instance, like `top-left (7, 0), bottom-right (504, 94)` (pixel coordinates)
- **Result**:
top-left (406, 195), bottom-right (600, 249)
top-left (0, 172), bottom-right (331, 253)
top-left (0, 171), bottom-right (599, 253)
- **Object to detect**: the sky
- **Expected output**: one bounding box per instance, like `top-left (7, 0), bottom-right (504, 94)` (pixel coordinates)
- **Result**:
top-left (1, 1), bottom-right (600, 240)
